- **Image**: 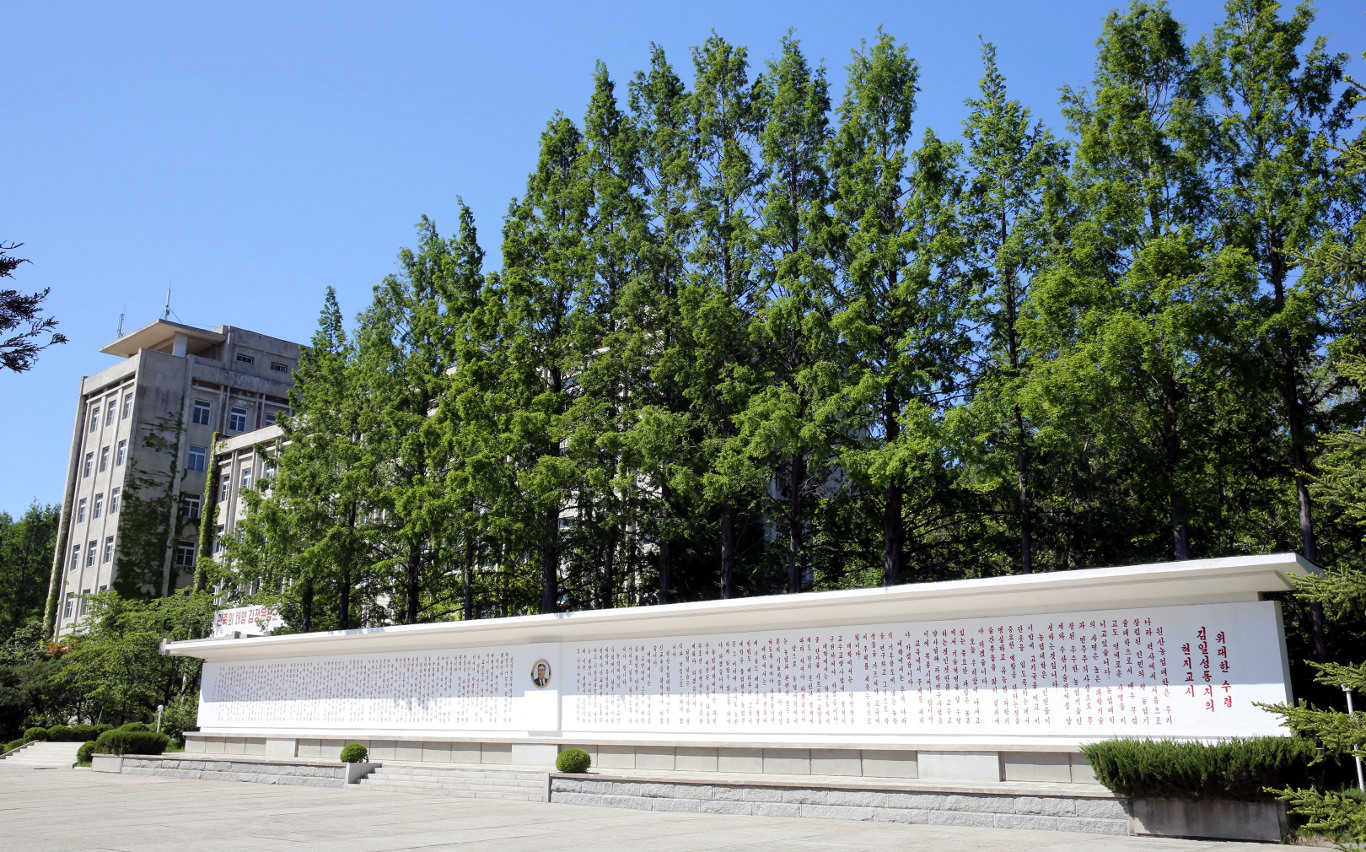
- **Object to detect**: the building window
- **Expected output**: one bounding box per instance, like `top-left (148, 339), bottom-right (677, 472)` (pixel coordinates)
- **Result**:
top-left (89, 406), bottom-right (100, 432)
top-left (116, 439), bottom-right (127, 466)
top-left (86, 541), bottom-right (97, 567)
top-left (174, 541), bottom-right (196, 569)
top-left (182, 493), bottom-right (201, 520)
top-left (192, 399), bottom-right (212, 426)
top-left (63, 597), bottom-right (72, 619)
top-left (271, 361), bottom-right (289, 373)
top-left (93, 493), bottom-right (103, 519)
top-left (76, 498), bottom-right (87, 523)
top-left (110, 487), bottom-right (121, 514)
top-left (83, 452), bottom-right (93, 477)
top-left (70, 545), bottom-right (79, 571)
top-left (229, 407), bottom-right (248, 432)
top-left (264, 410), bottom-right (277, 425)
top-left (79, 591), bottom-right (90, 617)
top-left (105, 401), bottom-right (116, 427)
top-left (219, 476), bottom-right (229, 502)
top-left (99, 446), bottom-right (110, 472)
top-left (236, 353), bottom-right (254, 365)
top-left (122, 394), bottom-right (133, 418)
top-left (241, 467), bottom-right (253, 491)
top-left (187, 446), bottom-right (207, 471)
top-left (103, 536), bottom-right (114, 563)
top-left (214, 525), bottom-right (225, 553)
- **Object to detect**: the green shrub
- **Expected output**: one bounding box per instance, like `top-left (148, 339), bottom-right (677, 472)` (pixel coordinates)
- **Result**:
top-left (556, 748), bottom-right (591, 773)
top-left (1083, 737), bottom-right (1319, 801)
top-left (67, 724), bottom-right (112, 742)
top-left (22, 726), bottom-right (49, 742)
top-left (46, 725), bottom-right (72, 741)
top-left (117, 722), bottom-right (152, 733)
top-left (92, 728), bottom-right (170, 756)
top-left (76, 741), bottom-right (97, 764)
top-left (339, 743), bottom-right (368, 763)
top-left (3, 739), bottom-right (25, 754)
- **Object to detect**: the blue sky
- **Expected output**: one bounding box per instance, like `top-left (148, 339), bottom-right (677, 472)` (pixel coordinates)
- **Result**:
top-left (1, 0), bottom-right (1361, 518)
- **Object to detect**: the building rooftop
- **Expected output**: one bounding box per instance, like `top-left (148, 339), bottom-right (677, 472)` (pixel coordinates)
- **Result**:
top-left (99, 319), bottom-right (226, 358)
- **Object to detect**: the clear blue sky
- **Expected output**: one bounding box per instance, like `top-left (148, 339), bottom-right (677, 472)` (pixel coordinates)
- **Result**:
top-left (1, 0), bottom-right (1361, 518)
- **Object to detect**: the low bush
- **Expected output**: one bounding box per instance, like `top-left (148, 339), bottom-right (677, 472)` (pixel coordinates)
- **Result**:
top-left (22, 726), bottom-right (49, 742)
top-left (556, 748), bottom-right (591, 774)
top-left (339, 743), bottom-right (368, 763)
top-left (76, 741), bottom-right (97, 764)
top-left (3, 739), bottom-right (25, 754)
top-left (117, 722), bottom-right (151, 733)
top-left (44, 724), bottom-right (112, 742)
top-left (92, 728), bottom-right (170, 756)
top-left (1082, 737), bottom-right (1319, 801)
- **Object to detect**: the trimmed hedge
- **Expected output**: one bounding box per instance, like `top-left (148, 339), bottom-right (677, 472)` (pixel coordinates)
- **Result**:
top-left (1082, 737), bottom-right (1319, 802)
top-left (3, 739), bottom-right (25, 754)
top-left (76, 740), bottom-right (97, 764)
top-left (339, 743), bottom-right (368, 763)
top-left (46, 724), bottom-right (112, 742)
top-left (92, 726), bottom-right (171, 756)
top-left (556, 748), bottom-right (591, 773)
top-left (23, 726), bottom-right (49, 742)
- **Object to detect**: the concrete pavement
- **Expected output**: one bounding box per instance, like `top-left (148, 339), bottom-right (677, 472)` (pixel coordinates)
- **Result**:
top-left (0, 762), bottom-right (1287, 851)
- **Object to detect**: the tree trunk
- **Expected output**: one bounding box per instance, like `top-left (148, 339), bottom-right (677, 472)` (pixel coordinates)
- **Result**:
top-left (720, 505), bottom-right (735, 599)
top-left (541, 507), bottom-right (559, 614)
top-left (659, 480), bottom-right (673, 605)
top-left (787, 453), bottom-right (805, 594)
top-left (406, 540), bottom-right (422, 624)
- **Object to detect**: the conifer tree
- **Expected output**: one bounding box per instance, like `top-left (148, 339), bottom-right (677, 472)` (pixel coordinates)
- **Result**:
top-left (685, 34), bottom-right (766, 598)
top-left (743, 33), bottom-right (838, 593)
top-left (829, 32), bottom-right (969, 585)
top-left (957, 41), bottom-right (1070, 574)
top-left (501, 115), bottom-right (593, 613)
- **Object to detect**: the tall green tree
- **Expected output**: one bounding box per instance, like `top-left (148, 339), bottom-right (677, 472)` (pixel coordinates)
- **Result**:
top-left (0, 503), bottom-right (60, 636)
top-left (829, 32), bottom-right (969, 586)
top-left (0, 241), bottom-right (66, 373)
top-left (741, 33), bottom-right (838, 593)
top-left (354, 217), bottom-right (467, 623)
top-left (956, 41), bottom-right (1070, 574)
top-left (501, 115), bottom-right (593, 613)
top-left (1196, 0), bottom-right (1357, 659)
top-left (1033, 1), bottom-right (1248, 563)
top-left (685, 34), bottom-right (767, 598)
top-left (625, 46), bottom-right (698, 604)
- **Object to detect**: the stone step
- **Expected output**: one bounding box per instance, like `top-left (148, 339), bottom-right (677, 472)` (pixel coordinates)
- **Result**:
top-left (0, 742), bottom-right (82, 767)
top-left (355, 764), bottom-right (548, 802)
top-left (549, 776), bottom-right (1130, 837)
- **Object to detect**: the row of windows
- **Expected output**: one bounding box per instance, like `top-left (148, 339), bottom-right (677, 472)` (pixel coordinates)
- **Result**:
top-left (62, 585), bottom-right (109, 620)
top-left (88, 393), bottom-right (134, 433)
top-left (69, 535), bottom-right (115, 571)
top-left (75, 488), bottom-right (120, 523)
top-left (191, 399), bottom-right (280, 432)
top-left (82, 440), bottom-right (127, 477)
top-left (232, 352), bottom-right (290, 373)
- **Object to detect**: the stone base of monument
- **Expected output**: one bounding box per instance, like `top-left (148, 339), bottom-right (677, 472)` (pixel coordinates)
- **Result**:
top-left (1129, 797), bottom-right (1288, 843)
top-left (107, 754), bottom-right (380, 787)
top-left (549, 772), bottom-right (1133, 836)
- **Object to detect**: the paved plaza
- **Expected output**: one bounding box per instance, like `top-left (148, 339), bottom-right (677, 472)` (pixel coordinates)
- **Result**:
top-left (0, 763), bottom-right (1290, 851)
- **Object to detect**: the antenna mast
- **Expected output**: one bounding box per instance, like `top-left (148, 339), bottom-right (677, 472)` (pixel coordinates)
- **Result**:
top-left (163, 286), bottom-right (172, 320)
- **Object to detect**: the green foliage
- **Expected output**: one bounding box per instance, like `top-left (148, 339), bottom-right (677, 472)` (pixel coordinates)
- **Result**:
top-left (0, 240), bottom-right (66, 373)
top-left (44, 723), bottom-right (110, 742)
top-left (339, 742), bottom-right (368, 763)
top-left (92, 725), bottom-right (170, 756)
top-left (3, 738), bottom-right (24, 754)
top-left (556, 747), bottom-right (592, 773)
top-left (76, 740), bottom-right (96, 764)
top-left (159, 692), bottom-right (198, 744)
top-left (22, 725), bottom-right (48, 741)
top-left (1082, 737), bottom-right (1319, 801)
top-left (0, 503), bottom-right (60, 637)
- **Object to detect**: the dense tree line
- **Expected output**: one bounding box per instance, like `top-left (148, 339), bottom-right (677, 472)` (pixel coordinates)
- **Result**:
top-left (215, 0), bottom-right (1365, 639)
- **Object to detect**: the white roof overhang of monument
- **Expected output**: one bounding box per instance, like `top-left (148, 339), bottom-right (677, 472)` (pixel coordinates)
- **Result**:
top-left (163, 553), bottom-right (1316, 663)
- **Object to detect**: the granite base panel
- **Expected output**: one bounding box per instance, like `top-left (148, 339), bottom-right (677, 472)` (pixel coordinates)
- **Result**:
top-left (184, 735), bottom-right (1095, 784)
top-left (549, 776), bottom-right (1131, 836)
top-left (118, 755), bottom-right (377, 788)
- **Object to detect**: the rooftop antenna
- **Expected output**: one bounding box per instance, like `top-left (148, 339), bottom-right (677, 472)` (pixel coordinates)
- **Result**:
top-left (163, 285), bottom-right (172, 321)
top-left (116, 307), bottom-right (125, 338)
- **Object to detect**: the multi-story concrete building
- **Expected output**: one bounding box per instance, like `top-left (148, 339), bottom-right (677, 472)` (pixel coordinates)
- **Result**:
top-left (48, 319), bottom-right (300, 633)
